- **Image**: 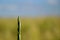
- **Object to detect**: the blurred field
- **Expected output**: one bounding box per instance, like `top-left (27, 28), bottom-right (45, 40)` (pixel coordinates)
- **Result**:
top-left (0, 18), bottom-right (18, 40)
top-left (0, 16), bottom-right (60, 40)
top-left (21, 16), bottom-right (60, 40)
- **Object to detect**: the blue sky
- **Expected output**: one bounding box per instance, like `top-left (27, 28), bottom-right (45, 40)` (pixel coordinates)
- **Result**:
top-left (0, 0), bottom-right (60, 17)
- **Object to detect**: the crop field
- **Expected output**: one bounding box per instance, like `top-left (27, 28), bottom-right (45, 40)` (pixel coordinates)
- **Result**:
top-left (0, 16), bottom-right (60, 40)
top-left (0, 18), bottom-right (18, 40)
top-left (21, 16), bottom-right (60, 40)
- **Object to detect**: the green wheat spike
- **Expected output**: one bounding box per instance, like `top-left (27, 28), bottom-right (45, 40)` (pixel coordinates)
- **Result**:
top-left (18, 16), bottom-right (20, 40)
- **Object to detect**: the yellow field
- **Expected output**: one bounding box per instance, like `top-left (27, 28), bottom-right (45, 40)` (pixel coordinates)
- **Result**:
top-left (0, 18), bottom-right (18, 40)
top-left (0, 16), bottom-right (60, 40)
top-left (21, 16), bottom-right (60, 40)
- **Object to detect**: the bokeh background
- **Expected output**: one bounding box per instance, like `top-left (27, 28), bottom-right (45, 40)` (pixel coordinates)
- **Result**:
top-left (0, 18), bottom-right (18, 40)
top-left (21, 16), bottom-right (60, 40)
top-left (0, 0), bottom-right (60, 40)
